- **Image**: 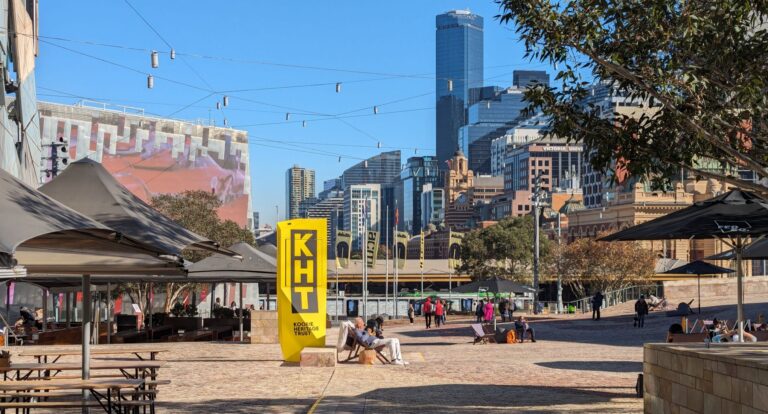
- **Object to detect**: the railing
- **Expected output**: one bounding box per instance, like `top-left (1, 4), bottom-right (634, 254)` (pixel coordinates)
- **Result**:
top-left (541, 284), bottom-right (661, 314)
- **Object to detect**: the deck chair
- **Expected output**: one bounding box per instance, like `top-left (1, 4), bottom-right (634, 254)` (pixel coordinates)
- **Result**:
top-left (337, 321), bottom-right (390, 364)
top-left (471, 323), bottom-right (495, 345)
top-left (336, 321), bottom-right (358, 363)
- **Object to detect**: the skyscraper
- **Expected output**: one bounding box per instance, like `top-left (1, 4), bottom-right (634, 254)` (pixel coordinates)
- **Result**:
top-left (513, 70), bottom-right (550, 89)
top-left (399, 156), bottom-right (441, 233)
top-left (285, 165), bottom-right (315, 219)
top-left (340, 150), bottom-right (401, 188)
top-left (436, 10), bottom-right (484, 171)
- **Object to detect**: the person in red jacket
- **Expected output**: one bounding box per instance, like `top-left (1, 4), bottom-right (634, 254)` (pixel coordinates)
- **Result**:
top-left (423, 297), bottom-right (433, 329)
top-left (434, 298), bottom-right (444, 328)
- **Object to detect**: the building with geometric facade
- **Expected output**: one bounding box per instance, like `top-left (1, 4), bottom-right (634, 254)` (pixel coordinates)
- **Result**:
top-left (286, 165), bottom-right (315, 220)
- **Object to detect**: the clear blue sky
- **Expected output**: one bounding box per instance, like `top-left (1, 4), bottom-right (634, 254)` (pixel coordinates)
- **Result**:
top-left (36, 1), bottom-right (552, 226)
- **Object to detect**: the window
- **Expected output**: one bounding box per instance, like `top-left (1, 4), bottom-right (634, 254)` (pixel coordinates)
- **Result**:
top-left (544, 160), bottom-right (549, 166)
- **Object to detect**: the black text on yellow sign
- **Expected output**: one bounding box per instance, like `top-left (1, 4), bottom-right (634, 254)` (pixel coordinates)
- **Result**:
top-left (277, 219), bottom-right (327, 362)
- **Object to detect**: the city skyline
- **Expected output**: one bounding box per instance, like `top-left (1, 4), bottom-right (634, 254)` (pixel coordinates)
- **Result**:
top-left (35, 2), bottom-right (553, 226)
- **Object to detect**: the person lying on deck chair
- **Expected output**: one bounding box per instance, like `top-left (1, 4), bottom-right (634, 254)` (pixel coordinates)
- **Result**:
top-left (354, 317), bottom-right (408, 365)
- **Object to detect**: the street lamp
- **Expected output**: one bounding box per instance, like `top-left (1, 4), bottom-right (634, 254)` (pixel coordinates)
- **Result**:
top-left (531, 172), bottom-right (546, 314)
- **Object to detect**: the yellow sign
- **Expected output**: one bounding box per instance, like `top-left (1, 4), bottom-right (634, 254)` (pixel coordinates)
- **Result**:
top-left (277, 219), bottom-right (327, 362)
top-left (449, 231), bottom-right (464, 269)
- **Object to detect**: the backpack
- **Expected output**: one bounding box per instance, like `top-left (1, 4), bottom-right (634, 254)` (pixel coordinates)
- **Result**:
top-left (423, 302), bottom-right (432, 314)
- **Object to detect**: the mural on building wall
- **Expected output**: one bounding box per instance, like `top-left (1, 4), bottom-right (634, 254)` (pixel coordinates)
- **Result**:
top-left (38, 103), bottom-right (251, 227)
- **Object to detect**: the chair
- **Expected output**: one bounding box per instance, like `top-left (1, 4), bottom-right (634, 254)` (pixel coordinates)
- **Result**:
top-left (336, 321), bottom-right (389, 364)
top-left (471, 323), bottom-right (495, 345)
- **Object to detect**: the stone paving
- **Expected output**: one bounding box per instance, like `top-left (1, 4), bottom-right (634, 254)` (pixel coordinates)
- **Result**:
top-left (11, 294), bottom-right (768, 413)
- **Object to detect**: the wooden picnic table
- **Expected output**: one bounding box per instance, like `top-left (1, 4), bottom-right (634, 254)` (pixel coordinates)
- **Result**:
top-left (18, 347), bottom-right (168, 364)
top-left (0, 361), bottom-right (165, 381)
top-left (166, 326), bottom-right (230, 342)
top-left (0, 378), bottom-right (146, 413)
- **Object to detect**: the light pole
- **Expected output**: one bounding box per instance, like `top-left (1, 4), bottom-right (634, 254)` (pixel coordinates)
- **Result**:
top-left (532, 173), bottom-right (545, 315)
top-left (275, 205), bottom-right (279, 225)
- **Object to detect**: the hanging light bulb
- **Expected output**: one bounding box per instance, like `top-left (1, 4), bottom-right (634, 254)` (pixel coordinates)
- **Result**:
top-left (151, 51), bottom-right (159, 68)
top-left (302, 120), bottom-right (307, 128)
top-left (223, 96), bottom-right (229, 107)
top-left (447, 79), bottom-right (453, 92)
top-left (223, 118), bottom-right (228, 127)
top-left (216, 102), bottom-right (221, 110)
top-left (147, 74), bottom-right (154, 89)
top-left (377, 141), bottom-right (381, 149)
top-left (414, 148), bottom-right (418, 154)
top-left (373, 106), bottom-right (379, 115)
top-left (170, 49), bottom-right (176, 60)
top-left (336, 83), bottom-right (342, 93)
top-left (338, 156), bottom-right (342, 162)
top-left (486, 101), bottom-right (491, 109)
top-left (285, 112), bottom-right (291, 121)
top-left (364, 160), bottom-right (368, 168)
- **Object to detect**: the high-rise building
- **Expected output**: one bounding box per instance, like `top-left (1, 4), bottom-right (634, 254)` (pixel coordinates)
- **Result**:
top-left (459, 82), bottom-right (548, 175)
top-left (285, 165), bottom-right (315, 219)
top-left (341, 151), bottom-right (401, 188)
top-left (436, 10), bottom-right (484, 170)
top-left (513, 70), bottom-right (550, 89)
top-left (304, 189), bottom-right (344, 257)
top-left (343, 184), bottom-right (381, 250)
top-left (252, 212), bottom-right (259, 231)
top-left (490, 114), bottom-right (549, 177)
top-left (421, 183), bottom-right (445, 229)
top-left (399, 156), bottom-right (441, 234)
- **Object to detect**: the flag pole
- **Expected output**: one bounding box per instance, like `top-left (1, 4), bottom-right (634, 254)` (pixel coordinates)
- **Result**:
top-left (385, 205), bottom-right (389, 314)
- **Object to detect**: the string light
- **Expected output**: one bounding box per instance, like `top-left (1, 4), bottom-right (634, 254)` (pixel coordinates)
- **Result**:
top-left (447, 79), bottom-right (453, 92)
top-left (285, 112), bottom-right (290, 121)
top-left (223, 96), bottom-right (229, 107)
top-left (335, 82), bottom-right (341, 93)
top-left (170, 49), bottom-right (176, 60)
top-left (216, 102), bottom-right (221, 110)
top-left (147, 74), bottom-right (154, 89)
top-left (151, 51), bottom-right (159, 68)
top-left (373, 106), bottom-right (378, 114)
top-left (302, 120), bottom-right (306, 128)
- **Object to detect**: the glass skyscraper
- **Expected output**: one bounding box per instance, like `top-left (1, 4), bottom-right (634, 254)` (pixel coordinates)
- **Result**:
top-left (436, 10), bottom-right (484, 172)
top-left (399, 156), bottom-right (441, 234)
top-left (341, 150), bottom-right (401, 188)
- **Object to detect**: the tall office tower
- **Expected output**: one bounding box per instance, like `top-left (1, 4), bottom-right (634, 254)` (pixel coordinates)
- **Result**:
top-left (285, 165), bottom-right (315, 219)
top-left (399, 156), bottom-right (441, 233)
top-left (513, 70), bottom-right (550, 89)
top-left (343, 184), bottom-right (381, 250)
top-left (340, 150), bottom-right (401, 188)
top-left (436, 10), bottom-right (484, 171)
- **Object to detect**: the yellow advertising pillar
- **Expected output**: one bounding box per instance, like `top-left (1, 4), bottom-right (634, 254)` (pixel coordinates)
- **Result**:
top-left (277, 219), bottom-right (327, 362)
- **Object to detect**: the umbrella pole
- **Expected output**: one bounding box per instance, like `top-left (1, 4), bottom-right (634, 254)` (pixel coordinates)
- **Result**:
top-left (697, 274), bottom-right (701, 315)
top-left (736, 236), bottom-right (744, 343)
top-left (81, 275), bottom-right (92, 412)
top-left (107, 283), bottom-right (111, 345)
top-left (65, 291), bottom-right (71, 328)
top-left (239, 283), bottom-right (244, 342)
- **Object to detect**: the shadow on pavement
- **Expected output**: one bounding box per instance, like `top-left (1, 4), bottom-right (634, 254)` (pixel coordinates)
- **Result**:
top-left (158, 398), bottom-right (314, 414)
top-left (535, 360), bottom-right (642, 373)
top-left (313, 384), bottom-right (637, 413)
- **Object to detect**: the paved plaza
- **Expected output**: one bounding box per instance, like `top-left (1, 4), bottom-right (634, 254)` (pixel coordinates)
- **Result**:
top-left (18, 295), bottom-right (767, 413)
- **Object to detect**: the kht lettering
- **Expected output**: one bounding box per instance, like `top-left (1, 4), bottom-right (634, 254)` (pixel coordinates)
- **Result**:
top-left (290, 230), bottom-right (318, 313)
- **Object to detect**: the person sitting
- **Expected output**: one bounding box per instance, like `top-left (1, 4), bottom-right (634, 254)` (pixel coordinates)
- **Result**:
top-left (514, 316), bottom-right (536, 343)
top-left (354, 317), bottom-right (408, 365)
top-left (366, 316), bottom-right (384, 339)
top-left (712, 325), bottom-right (757, 343)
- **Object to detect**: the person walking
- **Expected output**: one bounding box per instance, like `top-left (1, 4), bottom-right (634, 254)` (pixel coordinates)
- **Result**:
top-left (592, 291), bottom-right (604, 321)
top-left (423, 297), bottom-right (433, 329)
top-left (484, 299), bottom-right (495, 324)
top-left (475, 300), bottom-right (485, 323)
top-left (407, 301), bottom-right (415, 325)
top-left (434, 299), bottom-right (444, 328)
top-left (634, 295), bottom-right (649, 328)
top-left (441, 300), bottom-right (448, 324)
top-left (499, 300), bottom-right (509, 322)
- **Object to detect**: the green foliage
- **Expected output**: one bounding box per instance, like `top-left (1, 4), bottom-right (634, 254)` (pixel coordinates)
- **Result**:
top-left (497, 1), bottom-right (768, 193)
top-left (459, 216), bottom-right (550, 282)
top-left (170, 302), bottom-right (198, 317)
top-left (120, 190), bottom-right (255, 314)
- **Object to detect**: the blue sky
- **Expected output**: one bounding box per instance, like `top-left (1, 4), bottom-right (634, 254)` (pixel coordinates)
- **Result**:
top-left (36, 1), bottom-right (552, 226)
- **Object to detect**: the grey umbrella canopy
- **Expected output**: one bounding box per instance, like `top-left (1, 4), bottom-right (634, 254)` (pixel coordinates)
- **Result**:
top-left (662, 261), bottom-right (735, 314)
top-left (39, 158), bottom-right (238, 258)
top-left (600, 189), bottom-right (768, 340)
top-left (187, 242), bottom-right (276, 283)
top-left (453, 276), bottom-right (536, 294)
top-left (0, 165), bottom-right (172, 270)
